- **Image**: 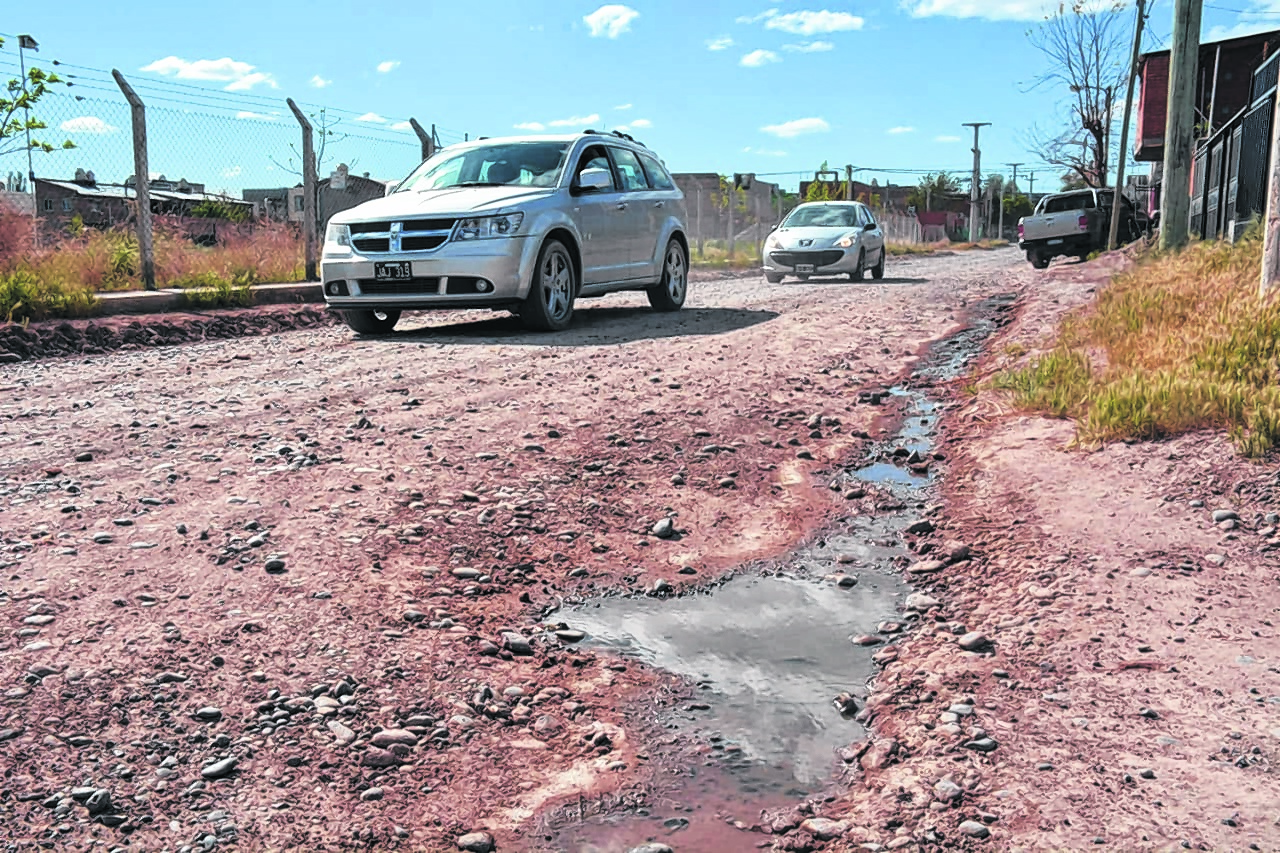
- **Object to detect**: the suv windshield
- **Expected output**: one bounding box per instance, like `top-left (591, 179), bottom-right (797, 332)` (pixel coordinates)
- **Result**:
top-left (783, 205), bottom-right (859, 228)
top-left (396, 141), bottom-right (570, 192)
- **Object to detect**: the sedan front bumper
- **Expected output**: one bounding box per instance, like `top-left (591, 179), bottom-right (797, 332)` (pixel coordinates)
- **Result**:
top-left (320, 236), bottom-right (536, 310)
top-left (762, 247), bottom-right (861, 275)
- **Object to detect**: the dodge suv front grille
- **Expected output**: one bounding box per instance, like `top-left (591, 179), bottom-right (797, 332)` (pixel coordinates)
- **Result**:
top-left (349, 218), bottom-right (456, 254)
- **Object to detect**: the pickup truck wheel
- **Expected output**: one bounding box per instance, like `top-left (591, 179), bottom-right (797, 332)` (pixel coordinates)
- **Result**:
top-left (870, 246), bottom-right (885, 280)
top-left (1029, 251), bottom-right (1050, 270)
top-left (521, 239), bottom-right (576, 331)
top-left (341, 309), bottom-right (401, 335)
top-left (647, 239), bottom-right (688, 312)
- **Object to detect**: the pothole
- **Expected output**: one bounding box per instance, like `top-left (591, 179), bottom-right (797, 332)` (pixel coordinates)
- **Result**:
top-left (541, 294), bottom-right (1018, 851)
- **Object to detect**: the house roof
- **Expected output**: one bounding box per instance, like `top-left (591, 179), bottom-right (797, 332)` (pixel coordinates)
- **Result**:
top-left (1140, 27), bottom-right (1280, 62)
top-left (36, 178), bottom-right (252, 207)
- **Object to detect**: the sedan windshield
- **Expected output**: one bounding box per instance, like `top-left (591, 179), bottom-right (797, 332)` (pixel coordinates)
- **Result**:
top-left (783, 205), bottom-right (859, 228)
top-left (396, 141), bottom-right (570, 192)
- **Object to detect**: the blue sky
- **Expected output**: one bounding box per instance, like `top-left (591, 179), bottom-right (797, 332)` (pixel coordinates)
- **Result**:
top-left (1, 1), bottom-right (1276, 194)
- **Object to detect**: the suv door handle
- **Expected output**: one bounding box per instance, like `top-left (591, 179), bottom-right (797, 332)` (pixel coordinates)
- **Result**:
top-left (615, 202), bottom-right (628, 210)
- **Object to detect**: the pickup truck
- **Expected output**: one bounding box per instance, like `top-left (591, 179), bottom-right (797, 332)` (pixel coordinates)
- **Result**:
top-left (1017, 188), bottom-right (1143, 269)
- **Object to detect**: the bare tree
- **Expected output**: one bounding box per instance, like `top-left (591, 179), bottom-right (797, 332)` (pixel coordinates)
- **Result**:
top-left (270, 108), bottom-right (355, 178)
top-left (1026, 2), bottom-right (1131, 188)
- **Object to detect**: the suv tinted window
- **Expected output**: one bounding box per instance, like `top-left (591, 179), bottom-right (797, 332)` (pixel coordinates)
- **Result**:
top-left (639, 153), bottom-right (675, 191)
top-left (573, 146), bottom-right (616, 192)
top-left (610, 147), bottom-right (650, 191)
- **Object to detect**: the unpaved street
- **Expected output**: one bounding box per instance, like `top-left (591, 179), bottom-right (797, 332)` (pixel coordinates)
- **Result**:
top-left (0, 249), bottom-right (1028, 852)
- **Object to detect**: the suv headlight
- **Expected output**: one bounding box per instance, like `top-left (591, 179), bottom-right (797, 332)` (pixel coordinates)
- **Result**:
top-left (455, 212), bottom-right (524, 240)
top-left (835, 232), bottom-right (859, 248)
top-left (324, 223), bottom-right (351, 255)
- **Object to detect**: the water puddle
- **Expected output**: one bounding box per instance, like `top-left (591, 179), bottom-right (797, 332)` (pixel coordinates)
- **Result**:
top-left (542, 294), bottom-right (1017, 852)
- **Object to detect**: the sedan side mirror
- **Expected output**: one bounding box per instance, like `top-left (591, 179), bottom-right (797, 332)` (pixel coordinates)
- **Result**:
top-left (572, 168), bottom-right (613, 195)
top-left (863, 222), bottom-right (876, 232)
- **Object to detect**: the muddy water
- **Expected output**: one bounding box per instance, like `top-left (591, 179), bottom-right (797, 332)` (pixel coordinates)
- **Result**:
top-left (544, 295), bottom-right (1017, 852)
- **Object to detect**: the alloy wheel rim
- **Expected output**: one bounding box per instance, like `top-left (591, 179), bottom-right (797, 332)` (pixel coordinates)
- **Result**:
top-left (666, 247), bottom-right (686, 301)
top-left (542, 249), bottom-right (572, 320)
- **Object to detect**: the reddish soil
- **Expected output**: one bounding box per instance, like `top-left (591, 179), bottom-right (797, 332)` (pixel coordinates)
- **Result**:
top-left (0, 252), bottom-right (1021, 852)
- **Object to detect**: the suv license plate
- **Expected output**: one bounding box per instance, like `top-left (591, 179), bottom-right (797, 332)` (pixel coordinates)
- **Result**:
top-left (374, 261), bottom-right (412, 281)
top-left (795, 263), bottom-right (815, 273)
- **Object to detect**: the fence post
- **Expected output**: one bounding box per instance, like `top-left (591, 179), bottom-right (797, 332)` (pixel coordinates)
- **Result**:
top-left (408, 118), bottom-right (435, 162)
top-left (1263, 84), bottom-right (1280, 297)
top-left (287, 98), bottom-right (318, 282)
top-left (728, 182), bottom-right (735, 260)
top-left (111, 70), bottom-right (155, 291)
top-left (695, 185), bottom-right (703, 256)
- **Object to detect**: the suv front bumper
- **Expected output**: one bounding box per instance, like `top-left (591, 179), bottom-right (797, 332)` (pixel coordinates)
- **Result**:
top-left (320, 236), bottom-right (536, 310)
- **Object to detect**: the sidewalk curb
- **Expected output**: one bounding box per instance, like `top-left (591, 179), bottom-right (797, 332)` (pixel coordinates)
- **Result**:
top-left (91, 282), bottom-right (324, 317)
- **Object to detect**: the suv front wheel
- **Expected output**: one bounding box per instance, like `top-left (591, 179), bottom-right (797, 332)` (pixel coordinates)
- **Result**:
top-left (341, 309), bottom-right (400, 335)
top-left (647, 239), bottom-right (687, 312)
top-left (522, 239), bottom-right (577, 331)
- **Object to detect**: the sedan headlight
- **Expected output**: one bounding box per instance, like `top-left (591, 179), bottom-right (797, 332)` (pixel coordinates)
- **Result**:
top-left (455, 213), bottom-right (525, 240)
top-left (323, 223), bottom-right (351, 255)
top-left (764, 233), bottom-right (782, 251)
top-left (834, 232), bottom-right (860, 249)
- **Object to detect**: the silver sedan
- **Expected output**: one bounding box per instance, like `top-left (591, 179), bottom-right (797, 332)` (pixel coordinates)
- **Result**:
top-left (762, 200), bottom-right (886, 283)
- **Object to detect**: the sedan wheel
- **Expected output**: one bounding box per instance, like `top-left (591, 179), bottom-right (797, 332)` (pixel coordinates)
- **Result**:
top-left (521, 239), bottom-right (576, 331)
top-left (647, 239), bottom-right (688, 312)
top-left (849, 249), bottom-right (866, 282)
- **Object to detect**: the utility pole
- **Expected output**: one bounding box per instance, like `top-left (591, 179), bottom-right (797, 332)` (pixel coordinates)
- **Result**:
top-left (1159, 0), bottom-right (1203, 250)
top-left (1008, 162), bottom-right (1023, 195)
top-left (1110, 0), bottom-right (1148, 251)
top-left (963, 122), bottom-right (991, 241)
top-left (844, 164), bottom-right (853, 201)
top-left (1029, 171), bottom-right (1037, 197)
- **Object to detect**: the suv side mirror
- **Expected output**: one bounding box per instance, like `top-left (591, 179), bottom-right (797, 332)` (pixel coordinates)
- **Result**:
top-left (572, 168), bottom-right (613, 195)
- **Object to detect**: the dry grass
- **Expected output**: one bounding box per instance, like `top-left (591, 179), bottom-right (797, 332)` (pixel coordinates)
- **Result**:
top-left (994, 226), bottom-right (1280, 457)
top-left (0, 213), bottom-right (304, 322)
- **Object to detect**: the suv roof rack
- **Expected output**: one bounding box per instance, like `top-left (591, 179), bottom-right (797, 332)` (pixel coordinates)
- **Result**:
top-left (580, 128), bottom-right (647, 148)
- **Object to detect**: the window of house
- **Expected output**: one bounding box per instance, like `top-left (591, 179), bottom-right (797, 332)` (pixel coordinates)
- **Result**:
top-left (61, 198), bottom-right (73, 212)
top-left (294, 196), bottom-right (304, 211)
top-left (43, 199), bottom-right (53, 212)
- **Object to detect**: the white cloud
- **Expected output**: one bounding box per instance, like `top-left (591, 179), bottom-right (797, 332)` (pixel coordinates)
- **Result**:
top-left (783, 40), bottom-right (835, 52)
top-left (390, 120), bottom-right (413, 131)
top-left (630, 118), bottom-right (652, 128)
top-left (141, 56), bottom-right (277, 91)
top-left (761, 117), bottom-right (830, 137)
top-left (222, 165), bottom-right (242, 179)
top-left (935, 134), bottom-right (963, 142)
top-left (1205, 15), bottom-right (1280, 41)
top-left (235, 110), bottom-right (276, 121)
top-left (376, 60), bottom-right (400, 73)
top-left (904, 0), bottom-right (1079, 21)
top-left (59, 116), bottom-right (117, 135)
top-left (548, 113), bottom-right (601, 127)
top-left (887, 126), bottom-right (915, 134)
top-left (614, 103), bottom-right (633, 110)
top-left (514, 121), bottom-right (547, 131)
top-left (741, 49), bottom-right (781, 67)
top-left (707, 35), bottom-right (735, 50)
top-left (356, 112), bottom-right (388, 123)
top-left (583, 4), bottom-right (639, 38)
top-left (744, 146), bottom-right (788, 157)
top-left (614, 125), bottom-right (630, 133)
top-left (765, 10), bottom-right (864, 35)
top-left (736, 9), bottom-right (779, 24)
top-left (310, 74), bottom-right (331, 88)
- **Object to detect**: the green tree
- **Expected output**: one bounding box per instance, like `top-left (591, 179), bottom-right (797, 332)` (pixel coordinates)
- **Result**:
top-left (0, 36), bottom-right (74, 160)
top-left (191, 199), bottom-right (250, 223)
top-left (1003, 193), bottom-right (1034, 219)
top-left (905, 172), bottom-right (961, 211)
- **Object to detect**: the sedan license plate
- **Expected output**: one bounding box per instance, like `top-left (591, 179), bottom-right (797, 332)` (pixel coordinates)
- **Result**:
top-left (374, 261), bottom-right (412, 281)
top-left (1047, 238), bottom-right (1064, 246)
top-left (795, 263), bottom-right (815, 273)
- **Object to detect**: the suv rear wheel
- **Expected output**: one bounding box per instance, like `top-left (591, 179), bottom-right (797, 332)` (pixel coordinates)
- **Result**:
top-left (342, 309), bottom-right (400, 335)
top-left (522, 239), bottom-right (576, 331)
top-left (647, 239), bottom-right (687, 312)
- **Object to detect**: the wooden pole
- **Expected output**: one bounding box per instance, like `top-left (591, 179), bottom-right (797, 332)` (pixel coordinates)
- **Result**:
top-left (287, 98), bottom-right (318, 282)
top-left (1262, 81), bottom-right (1280, 297)
top-left (727, 179), bottom-right (735, 260)
top-left (408, 118), bottom-right (435, 162)
top-left (1110, 0), bottom-right (1147, 251)
top-left (1158, 0), bottom-right (1203, 251)
top-left (112, 70), bottom-right (155, 291)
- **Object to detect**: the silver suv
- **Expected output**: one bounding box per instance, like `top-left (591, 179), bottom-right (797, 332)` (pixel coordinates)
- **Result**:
top-left (321, 131), bottom-right (690, 333)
